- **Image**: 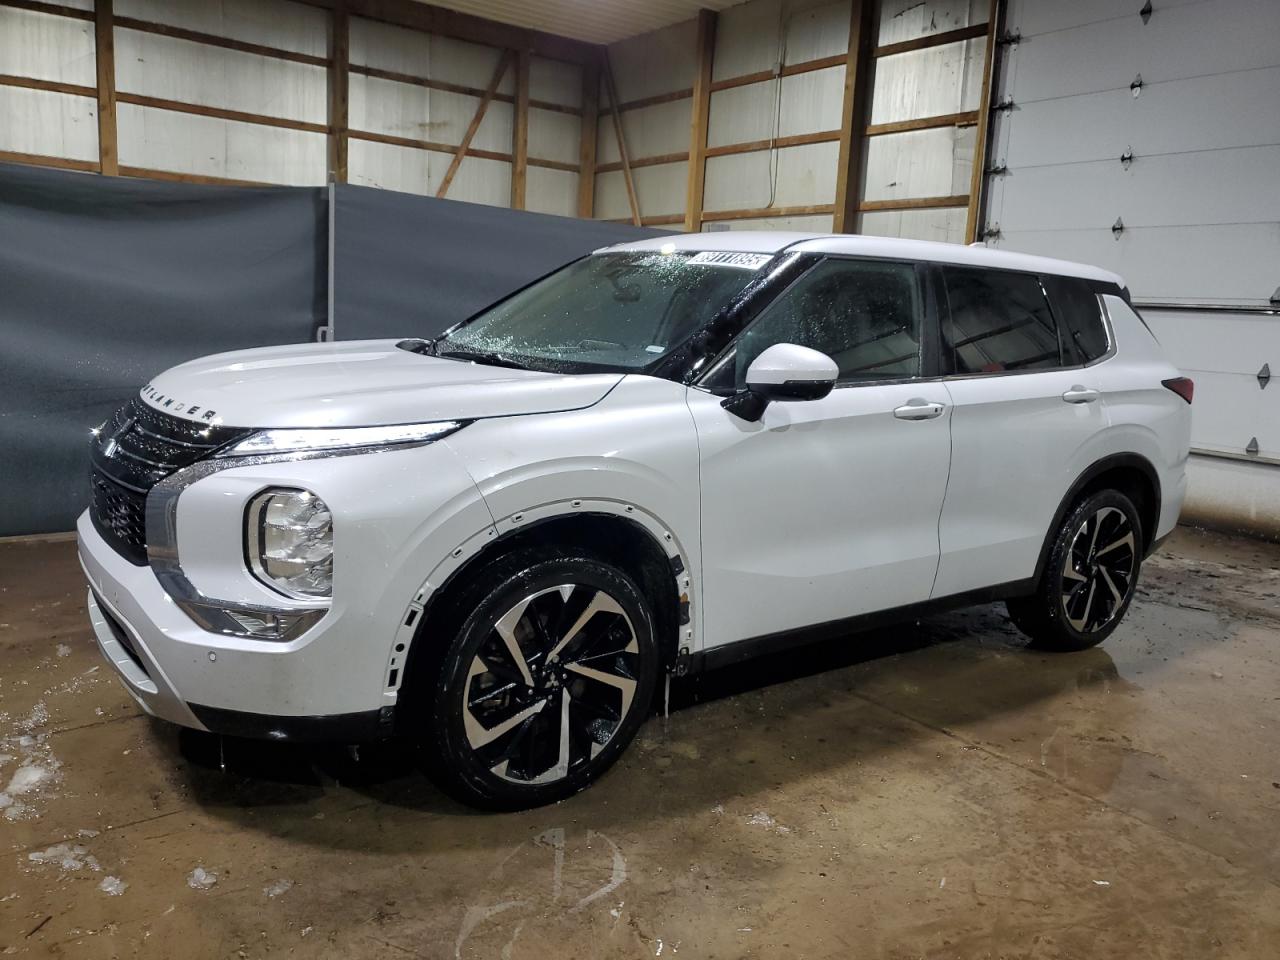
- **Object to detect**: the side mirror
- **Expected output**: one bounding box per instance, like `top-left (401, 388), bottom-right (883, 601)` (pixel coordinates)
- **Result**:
top-left (722, 343), bottom-right (839, 421)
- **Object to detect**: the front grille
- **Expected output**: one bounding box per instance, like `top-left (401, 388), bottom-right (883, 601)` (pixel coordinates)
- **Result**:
top-left (89, 398), bottom-right (251, 565)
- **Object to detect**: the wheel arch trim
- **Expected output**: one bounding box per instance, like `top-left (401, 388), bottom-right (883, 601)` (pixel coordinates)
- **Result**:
top-left (1032, 452), bottom-right (1163, 587)
top-left (385, 499), bottom-right (696, 704)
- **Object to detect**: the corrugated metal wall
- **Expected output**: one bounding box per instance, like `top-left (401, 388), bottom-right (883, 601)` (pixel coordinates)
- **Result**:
top-left (983, 0), bottom-right (1280, 537)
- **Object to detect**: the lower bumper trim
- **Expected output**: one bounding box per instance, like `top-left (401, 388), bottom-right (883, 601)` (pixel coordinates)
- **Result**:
top-left (187, 703), bottom-right (393, 743)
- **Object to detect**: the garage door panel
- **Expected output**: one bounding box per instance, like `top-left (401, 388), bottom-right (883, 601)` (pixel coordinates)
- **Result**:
top-left (1003, 0), bottom-right (1202, 37)
top-left (995, 145), bottom-right (1280, 232)
top-left (1176, 369), bottom-right (1280, 460)
top-left (1142, 310), bottom-right (1280, 378)
top-left (997, 66), bottom-right (1280, 168)
top-left (995, 222), bottom-right (1280, 305)
top-left (1007, 0), bottom-right (1280, 103)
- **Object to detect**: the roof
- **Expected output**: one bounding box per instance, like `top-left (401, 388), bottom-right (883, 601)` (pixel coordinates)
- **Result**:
top-left (599, 231), bottom-right (1126, 288)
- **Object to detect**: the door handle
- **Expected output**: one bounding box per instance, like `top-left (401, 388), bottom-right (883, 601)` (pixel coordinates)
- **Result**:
top-left (1062, 385), bottom-right (1099, 404)
top-left (893, 399), bottom-right (946, 421)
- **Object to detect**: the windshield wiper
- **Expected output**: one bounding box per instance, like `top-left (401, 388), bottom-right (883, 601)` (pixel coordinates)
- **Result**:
top-left (435, 348), bottom-right (529, 370)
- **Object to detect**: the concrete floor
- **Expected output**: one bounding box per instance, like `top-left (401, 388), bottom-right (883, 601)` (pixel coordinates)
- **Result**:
top-left (0, 529), bottom-right (1278, 959)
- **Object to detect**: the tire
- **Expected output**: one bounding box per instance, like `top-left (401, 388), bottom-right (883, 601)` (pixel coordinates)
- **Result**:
top-left (413, 546), bottom-right (660, 810)
top-left (1007, 489), bottom-right (1144, 651)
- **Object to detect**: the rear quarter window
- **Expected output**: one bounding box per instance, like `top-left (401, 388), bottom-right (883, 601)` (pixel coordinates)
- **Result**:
top-left (1042, 275), bottom-right (1110, 364)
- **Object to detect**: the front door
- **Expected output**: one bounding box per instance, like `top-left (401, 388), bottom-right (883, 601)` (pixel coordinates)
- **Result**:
top-left (688, 257), bottom-right (953, 652)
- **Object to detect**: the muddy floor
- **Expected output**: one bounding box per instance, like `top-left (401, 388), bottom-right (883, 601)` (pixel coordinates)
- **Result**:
top-left (0, 527), bottom-right (1278, 959)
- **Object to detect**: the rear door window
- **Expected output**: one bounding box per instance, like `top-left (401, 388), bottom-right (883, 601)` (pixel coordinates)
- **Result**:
top-left (1042, 275), bottom-right (1110, 364)
top-left (941, 267), bottom-right (1063, 374)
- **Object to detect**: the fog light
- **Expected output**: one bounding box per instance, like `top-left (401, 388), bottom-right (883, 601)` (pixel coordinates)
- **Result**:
top-left (245, 488), bottom-right (333, 599)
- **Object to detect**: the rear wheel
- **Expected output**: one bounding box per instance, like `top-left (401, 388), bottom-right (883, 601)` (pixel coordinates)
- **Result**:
top-left (1007, 489), bottom-right (1143, 651)
top-left (416, 548), bottom-right (660, 810)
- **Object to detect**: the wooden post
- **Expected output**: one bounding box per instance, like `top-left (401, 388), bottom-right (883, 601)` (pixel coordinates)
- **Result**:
top-left (577, 58), bottom-right (600, 218)
top-left (510, 49), bottom-right (531, 209)
top-left (329, 0), bottom-right (349, 181)
top-left (833, 0), bottom-right (874, 233)
top-left (966, 0), bottom-right (1001, 243)
top-left (437, 51), bottom-right (510, 198)
top-left (94, 0), bottom-right (118, 176)
top-left (684, 8), bottom-right (716, 233)
top-left (603, 52), bottom-right (640, 227)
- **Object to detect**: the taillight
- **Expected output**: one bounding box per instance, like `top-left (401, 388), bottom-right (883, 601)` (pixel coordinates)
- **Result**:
top-left (1162, 377), bottom-right (1194, 404)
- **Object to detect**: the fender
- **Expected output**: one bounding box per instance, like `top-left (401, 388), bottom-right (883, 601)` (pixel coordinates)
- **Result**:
top-left (383, 498), bottom-right (698, 705)
top-left (1030, 452), bottom-right (1162, 587)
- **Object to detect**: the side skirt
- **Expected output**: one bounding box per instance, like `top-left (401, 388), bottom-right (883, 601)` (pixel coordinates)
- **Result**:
top-left (685, 578), bottom-right (1037, 675)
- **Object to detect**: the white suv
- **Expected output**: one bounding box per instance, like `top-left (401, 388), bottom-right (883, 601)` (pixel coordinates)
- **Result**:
top-left (77, 232), bottom-right (1192, 809)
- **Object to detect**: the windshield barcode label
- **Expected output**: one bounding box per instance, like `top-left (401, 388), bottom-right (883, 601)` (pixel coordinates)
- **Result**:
top-left (688, 251), bottom-right (773, 270)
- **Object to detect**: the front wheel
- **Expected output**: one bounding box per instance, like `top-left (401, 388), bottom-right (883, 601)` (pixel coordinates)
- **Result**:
top-left (417, 548), bottom-right (660, 810)
top-left (1007, 489), bottom-right (1143, 651)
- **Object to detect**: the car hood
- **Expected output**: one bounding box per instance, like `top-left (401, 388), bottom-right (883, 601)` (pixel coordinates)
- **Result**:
top-left (139, 340), bottom-right (624, 428)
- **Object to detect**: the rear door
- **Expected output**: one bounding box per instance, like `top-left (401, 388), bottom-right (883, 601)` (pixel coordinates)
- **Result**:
top-left (932, 266), bottom-right (1110, 598)
top-left (689, 257), bottom-right (953, 651)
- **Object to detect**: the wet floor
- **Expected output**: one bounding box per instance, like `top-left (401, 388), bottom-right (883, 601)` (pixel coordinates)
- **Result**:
top-left (1, 527), bottom-right (1278, 958)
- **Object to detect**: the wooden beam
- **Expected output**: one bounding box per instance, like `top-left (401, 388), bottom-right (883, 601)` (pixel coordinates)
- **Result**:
top-left (704, 129), bottom-right (840, 160)
top-left (966, 0), bottom-right (1000, 243)
top-left (866, 110), bottom-right (979, 136)
top-left (348, 64), bottom-right (578, 115)
top-left (604, 213), bottom-right (685, 226)
top-left (0, 149), bottom-right (99, 172)
top-left (598, 87), bottom-right (693, 116)
top-left (684, 8), bottom-right (716, 233)
top-left (115, 93), bottom-right (329, 134)
top-left (527, 156), bottom-right (578, 173)
top-left (113, 16), bottom-right (330, 67)
top-left (511, 49), bottom-right (530, 209)
top-left (0, 74), bottom-right (95, 97)
top-left (329, 1), bottom-right (349, 181)
top-left (94, 0), bottom-right (117, 176)
top-left (858, 194), bottom-right (968, 212)
top-left (874, 23), bottom-right (988, 58)
top-left (577, 60), bottom-right (599, 218)
top-left (596, 151), bottom-right (687, 174)
top-left (708, 52), bottom-right (848, 95)
top-left (603, 52), bottom-right (640, 227)
top-left (0, 0), bottom-right (93, 21)
top-left (349, 127), bottom-right (509, 161)
top-left (118, 165), bottom-right (272, 187)
top-left (436, 50), bottom-right (510, 199)
top-left (702, 203), bottom-right (835, 223)
top-left (833, 0), bottom-right (874, 232)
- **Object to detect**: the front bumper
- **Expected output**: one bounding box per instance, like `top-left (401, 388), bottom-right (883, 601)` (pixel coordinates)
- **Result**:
top-left (78, 513), bottom-right (390, 741)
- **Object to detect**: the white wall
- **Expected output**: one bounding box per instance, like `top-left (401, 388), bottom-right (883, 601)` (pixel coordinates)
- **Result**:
top-left (984, 0), bottom-right (1280, 537)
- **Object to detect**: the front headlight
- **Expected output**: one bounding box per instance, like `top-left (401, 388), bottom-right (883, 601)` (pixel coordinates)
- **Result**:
top-left (225, 421), bottom-right (464, 457)
top-left (245, 488), bottom-right (333, 599)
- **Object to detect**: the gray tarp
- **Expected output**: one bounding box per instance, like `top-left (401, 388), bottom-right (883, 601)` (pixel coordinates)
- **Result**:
top-left (0, 163), bottom-right (328, 536)
top-left (332, 182), bottom-right (658, 340)
top-left (0, 164), bottom-right (655, 535)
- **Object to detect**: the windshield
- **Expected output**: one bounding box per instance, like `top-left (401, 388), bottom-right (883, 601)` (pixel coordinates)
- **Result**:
top-left (435, 251), bottom-right (772, 374)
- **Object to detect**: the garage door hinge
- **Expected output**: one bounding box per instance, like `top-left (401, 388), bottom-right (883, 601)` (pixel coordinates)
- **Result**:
top-left (1130, 74), bottom-right (1144, 97)
top-left (997, 30), bottom-right (1022, 46)
top-left (1270, 285), bottom-right (1280, 305)
top-left (1246, 437), bottom-right (1260, 456)
top-left (1112, 217), bottom-right (1125, 239)
top-left (1259, 363), bottom-right (1271, 389)
top-left (981, 223), bottom-right (1002, 241)
top-left (994, 95), bottom-right (1016, 112)
top-left (986, 162), bottom-right (1009, 176)
top-left (1140, 1), bottom-right (1153, 25)
top-left (1120, 147), bottom-right (1134, 169)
